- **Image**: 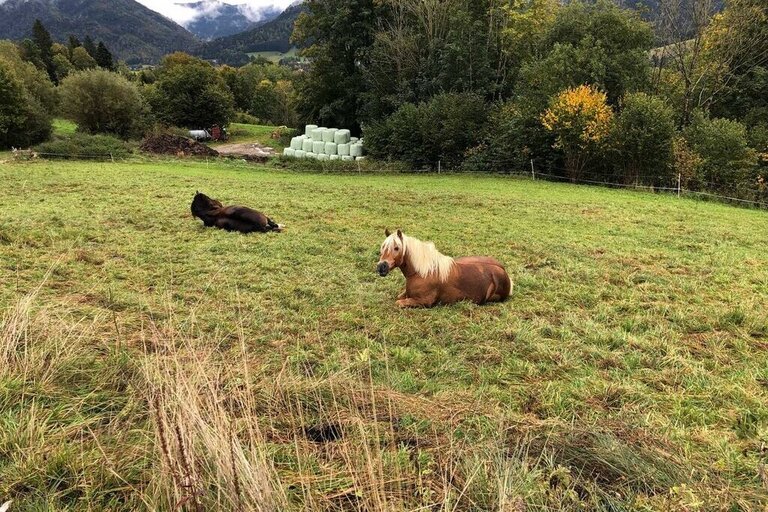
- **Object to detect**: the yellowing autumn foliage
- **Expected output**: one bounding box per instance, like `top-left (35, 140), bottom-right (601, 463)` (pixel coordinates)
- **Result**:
top-left (541, 85), bottom-right (613, 178)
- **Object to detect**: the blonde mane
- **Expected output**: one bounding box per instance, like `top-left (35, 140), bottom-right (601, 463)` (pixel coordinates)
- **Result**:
top-left (383, 233), bottom-right (455, 282)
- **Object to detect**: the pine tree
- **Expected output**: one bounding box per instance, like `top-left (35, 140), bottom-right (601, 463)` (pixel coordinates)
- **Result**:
top-left (67, 35), bottom-right (82, 58)
top-left (83, 36), bottom-right (97, 58)
top-left (31, 19), bottom-right (55, 82)
top-left (95, 42), bottom-right (114, 70)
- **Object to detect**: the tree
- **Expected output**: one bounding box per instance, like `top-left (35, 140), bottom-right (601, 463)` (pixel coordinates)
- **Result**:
top-left (541, 84), bottom-right (614, 179)
top-left (71, 47), bottom-right (98, 70)
top-left (67, 35), bottom-right (82, 57)
top-left (95, 41), bottom-right (114, 70)
top-left (59, 69), bottom-right (148, 138)
top-left (683, 111), bottom-right (757, 192)
top-left (609, 93), bottom-right (677, 185)
top-left (0, 62), bottom-right (51, 149)
top-left (0, 40), bottom-right (57, 113)
top-left (83, 36), bottom-right (97, 58)
top-left (293, 0), bottom-right (381, 132)
top-left (31, 19), bottom-right (55, 81)
top-left (147, 53), bottom-right (234, 128)
top-left (519, 0), bottom-right (653, 107)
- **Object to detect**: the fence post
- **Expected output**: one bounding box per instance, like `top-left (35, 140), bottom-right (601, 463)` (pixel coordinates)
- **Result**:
top-left (677, 173), bottom-right (681, 198)
top-left (438, 160), bottom-right (441, 174)
top-left (530, 159), bottom-right (535, 180)
top-left (110, 153), bottom-right (114, 163)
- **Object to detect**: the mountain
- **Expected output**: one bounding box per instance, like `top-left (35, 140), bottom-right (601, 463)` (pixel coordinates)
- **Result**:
top-left (196, 2), bottom-right (306, 65)
top-left (0, 0), bottom-right (199, 64)
top-left (181, 1), bottom-right (283, 41)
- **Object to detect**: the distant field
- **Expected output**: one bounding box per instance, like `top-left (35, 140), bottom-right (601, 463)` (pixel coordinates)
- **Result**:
top-left (214, 122), bottom-right (288, 149)
top-left (247, 46), bottom-right (300, 63)
top-left (1, 159), bottom-right (766, 510)
top-left (52, 118), bottom-right (77, 137)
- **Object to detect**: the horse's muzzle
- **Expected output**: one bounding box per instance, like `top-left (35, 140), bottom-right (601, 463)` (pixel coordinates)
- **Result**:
top-left (377, 261), bottom-right (390, 277)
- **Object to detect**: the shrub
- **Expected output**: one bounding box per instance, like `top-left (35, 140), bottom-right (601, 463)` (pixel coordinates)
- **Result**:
top-left (462, 100), bottom-right (557, 173)
top-left (58, 69), bottom-right (148, 139)
top-left (34, 133), bottom-right (134, 159)
top-left (365, 92), bottom-right (487, 169)
top-left (0, 62), bottom-right (51, 149)
top-left (609, 93), bottom-right (676, 186)
top-left (541, 85), bottom-right (613, 179)
top-left (683, 111), bottom-right (757, 193)
top-left (232, 112), bottom-right (260, 125)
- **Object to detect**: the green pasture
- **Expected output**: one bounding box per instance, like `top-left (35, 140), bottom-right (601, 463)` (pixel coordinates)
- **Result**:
top-left (0, 158), bottom-right (766, 510)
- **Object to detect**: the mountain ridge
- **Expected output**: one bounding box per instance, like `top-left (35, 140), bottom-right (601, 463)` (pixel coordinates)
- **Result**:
top-left (0, 0), bottom-right (199, 64)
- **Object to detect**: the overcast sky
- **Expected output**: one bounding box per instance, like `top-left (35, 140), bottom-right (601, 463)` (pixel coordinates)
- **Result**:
top-left (134, 0), bottom-right (296, 25)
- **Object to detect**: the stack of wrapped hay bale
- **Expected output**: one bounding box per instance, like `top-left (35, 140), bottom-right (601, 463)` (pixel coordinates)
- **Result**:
top-left (283, 124), bottom-right (365, 161)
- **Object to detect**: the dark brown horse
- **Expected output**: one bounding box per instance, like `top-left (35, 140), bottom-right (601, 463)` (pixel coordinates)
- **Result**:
top-left (376, 229), bottom-right (511, 308)
top-left (191, 192), bottom-right (283, 233)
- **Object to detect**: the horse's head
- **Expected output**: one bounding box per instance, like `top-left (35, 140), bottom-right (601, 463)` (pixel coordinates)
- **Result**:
top-left (191, 191), bottom-right (223, 218)
top-left (377, 229), bottom-right (405, 277)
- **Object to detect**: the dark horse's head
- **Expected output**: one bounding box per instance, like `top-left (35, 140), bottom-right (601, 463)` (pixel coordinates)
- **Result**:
top-left (191, 191), bottom-right (223, 219)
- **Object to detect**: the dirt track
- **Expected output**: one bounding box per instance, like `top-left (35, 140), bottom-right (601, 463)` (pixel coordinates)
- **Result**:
top-left (213, 142), bottom-right (275, 159)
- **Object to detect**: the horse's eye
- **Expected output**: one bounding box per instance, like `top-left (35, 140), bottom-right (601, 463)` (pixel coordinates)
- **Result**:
top-left (395, 247), bottom-right (399, 252)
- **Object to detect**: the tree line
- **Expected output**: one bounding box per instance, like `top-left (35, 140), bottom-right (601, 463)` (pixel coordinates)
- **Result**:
top-left (293, 0), bottom-right (767, 202)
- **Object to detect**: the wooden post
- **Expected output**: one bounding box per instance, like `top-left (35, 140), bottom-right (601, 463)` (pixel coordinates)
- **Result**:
top-left (677, 173), bottom-right (681, 198)
top-left (438, 160), bottom-right (441, 174)
top-left (530, 159), bottom-right (535, 180)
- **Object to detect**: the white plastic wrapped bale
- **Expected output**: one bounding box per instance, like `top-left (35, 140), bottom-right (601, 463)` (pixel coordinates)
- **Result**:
top-left (350, 143), bottom-right (363, 157)
top-left (305, 124), bottom-right (318, 136)
top-left (322, 128), bottom-right (337, 143)
top-left (341, 155), bottom-right (353, 161)
top-left (350, 137), bottom-right (359, 144)
top-left (312, 141), bottom-right (325, 154)
top-left (355, 156), bottom-right (366, 161)
top-left (290, 136), bottom-right (305, 150)
top-left (311, 128), bottom-right (325, 141)
top-left (329, 154), bottom-right (340, 161)
top-left (334, 129), bottom-right (351, 144)
top-left (325, 142), bottom-right (338, 155)
top-left (295, 150), bottom-right (306, 159)
top-left (318, 154), bottom-right (329, 161)
top-left (337, 143), bottom-right (350, 156)
top-left (283, 148), bottom-right (296, 157)
top-left (302, 139), bottom-right (313, 152)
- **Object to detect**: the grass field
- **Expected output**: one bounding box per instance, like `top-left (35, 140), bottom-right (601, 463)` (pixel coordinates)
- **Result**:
top-left (1, 158), bottom-right (767, 511)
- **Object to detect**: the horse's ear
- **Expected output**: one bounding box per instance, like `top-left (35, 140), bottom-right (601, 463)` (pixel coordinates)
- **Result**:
top-left (385, 228), bottom-right (391, 237)
top-left (396, 229), bottom-right (403, 240)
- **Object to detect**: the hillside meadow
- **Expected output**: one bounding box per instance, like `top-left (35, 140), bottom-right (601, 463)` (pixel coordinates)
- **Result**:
top-left (0, 158), bottom-right (767, 511)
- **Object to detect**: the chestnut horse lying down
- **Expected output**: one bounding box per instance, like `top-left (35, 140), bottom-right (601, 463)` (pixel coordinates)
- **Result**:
top-left (376, 229), bottom-right (511, 308)
top-left (191, 192), bottom-right (283, 233)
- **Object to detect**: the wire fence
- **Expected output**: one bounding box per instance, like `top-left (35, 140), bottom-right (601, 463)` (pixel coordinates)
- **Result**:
top-left (9, 149), bottom-right (768, 210)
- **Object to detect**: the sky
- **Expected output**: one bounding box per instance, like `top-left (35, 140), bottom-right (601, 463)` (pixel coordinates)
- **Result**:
top-left (133, 0), bottom-right (296, 25)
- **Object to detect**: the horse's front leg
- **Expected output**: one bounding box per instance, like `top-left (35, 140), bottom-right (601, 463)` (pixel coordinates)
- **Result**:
top-left (397, 289), bottom-right (407, 300)
top-left (396, 291), bottom-right (438, 308)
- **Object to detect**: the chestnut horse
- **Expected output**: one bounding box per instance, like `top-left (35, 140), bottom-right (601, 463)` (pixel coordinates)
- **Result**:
top-left (191, 192), bottom-right (283, 233)
top-left (376, 229), bottom-right (511, 308)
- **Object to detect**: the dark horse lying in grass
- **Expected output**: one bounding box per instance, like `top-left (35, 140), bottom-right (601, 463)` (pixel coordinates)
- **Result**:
top-left (191, 192), bottom-right (283, 233)
top-left (377, 229), bottom-right (511, 307)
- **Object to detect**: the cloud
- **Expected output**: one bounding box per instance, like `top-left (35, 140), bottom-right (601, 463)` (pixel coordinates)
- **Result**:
top-left (134, 0), bottom-right (296, 25)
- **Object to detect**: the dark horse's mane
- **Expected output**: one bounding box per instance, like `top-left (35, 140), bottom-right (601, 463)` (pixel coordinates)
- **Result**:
top-left (191, 191), bottom-right (282, 233)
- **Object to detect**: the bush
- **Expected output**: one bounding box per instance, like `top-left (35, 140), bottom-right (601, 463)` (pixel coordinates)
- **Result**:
top-left (462, 100), bottom-right (557, 173)
top-left (365, 92), bottom-right (487, 169)
top-left (683, 111), bottom-right (757, 193)
top-left (58, 69), bottom-right (148, 139)
top-left (0, 62), bottom-right (51, 149)
top-left (541, 85), bottom-right (613, 179)
top-left (609, 93), bottom-right (676, 186)
top-left (232, 112), bottom-right (260, 124)
top-left (34, 133), bottom-right (134, 159)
